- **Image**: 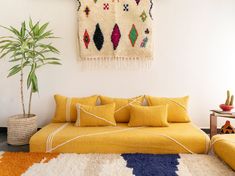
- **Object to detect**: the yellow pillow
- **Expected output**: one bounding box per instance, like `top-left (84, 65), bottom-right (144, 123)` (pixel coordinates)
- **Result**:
top-left (146, 96), bottom-right (190, 123)
top-left (128, 105), bottom-right (169, 127)
top-left (100, 95), bottom-right (144, 123)
top-left (75, 103), bottom-right (116, 127)
top-left (52, 94), bottom-right (98, 122)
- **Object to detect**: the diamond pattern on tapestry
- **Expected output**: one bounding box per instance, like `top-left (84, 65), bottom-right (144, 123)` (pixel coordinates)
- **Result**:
top-left (140, 11), bottom-right (147, 22)
top-left (111, 24), bottom-right (121, 50)
top-left (129, 24), bottom-right (138, 47)
top-left (83, 30), bottom-right (90, 49)
top-left (93, 24), bottom-right (104, 51)
top-left (77, 0), bottom-right (153, 68)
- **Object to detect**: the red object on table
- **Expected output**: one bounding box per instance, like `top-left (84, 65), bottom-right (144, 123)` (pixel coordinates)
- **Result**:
top-left (220, 104), bottom-right (234, 111)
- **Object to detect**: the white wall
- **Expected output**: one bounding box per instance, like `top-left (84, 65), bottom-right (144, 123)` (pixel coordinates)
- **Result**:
top-left (0, 0), bottom-right (235, 128)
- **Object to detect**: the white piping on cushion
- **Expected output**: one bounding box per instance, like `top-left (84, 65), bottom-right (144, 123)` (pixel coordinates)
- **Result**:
top-left (165, 99), bottom-right (187, 112)
top-left (79, 106), bottom-right (116, 126)
top-left (47, 127), bottom-right (143, 153)
top-left (66, 98), bottom-right (72, 122)
top-left (75, 104), bottom-right (81, 127)
top-left (46, 123), bottom-right (69, 152)
top-left (115, 96), bottom-right (143, 113)
top-left (191, 123), bottom-right (210, 154)
top-left (154, 133), bottom-right (195, 154)
top-left (46, 126), bottom-right (195, 154)
top-left (210, 138), bottom-right (235, 150)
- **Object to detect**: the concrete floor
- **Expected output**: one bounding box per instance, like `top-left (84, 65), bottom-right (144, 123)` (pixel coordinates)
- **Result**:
top-left (0, 132), bottom-right (29, 152)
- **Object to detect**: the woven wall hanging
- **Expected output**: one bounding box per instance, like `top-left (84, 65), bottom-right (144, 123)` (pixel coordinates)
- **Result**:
top-left (77, 0), bottom-right (154, 69)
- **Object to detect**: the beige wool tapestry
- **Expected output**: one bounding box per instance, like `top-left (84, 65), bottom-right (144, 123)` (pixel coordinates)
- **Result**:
top-left (77, 0), bottom-right (154, 69)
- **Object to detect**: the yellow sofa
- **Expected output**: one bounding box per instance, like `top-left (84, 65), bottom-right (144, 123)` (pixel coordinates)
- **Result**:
top-left (212, 134), bottom-right (235, 170)
top-left (30, 122), bottom-right (209, 154)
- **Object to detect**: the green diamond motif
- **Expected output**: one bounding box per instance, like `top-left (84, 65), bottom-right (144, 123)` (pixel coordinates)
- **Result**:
top-left (94, 0), bottom-right (98, 3)
top-left (140, 11), bottom-right (147, 22)
top-left (129, 24), bottom-right (138, 47)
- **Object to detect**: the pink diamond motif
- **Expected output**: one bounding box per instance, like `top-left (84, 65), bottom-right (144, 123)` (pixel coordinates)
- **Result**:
top-left (111, 24), bottom-right (121, 50)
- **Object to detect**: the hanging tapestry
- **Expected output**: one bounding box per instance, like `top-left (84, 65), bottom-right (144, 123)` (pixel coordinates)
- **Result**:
top-left (77, 0), bottom-right (154, 69)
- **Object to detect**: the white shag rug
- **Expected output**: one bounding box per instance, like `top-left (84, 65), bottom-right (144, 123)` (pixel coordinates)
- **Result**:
top-left (0, 152), bottom-right (234, 176)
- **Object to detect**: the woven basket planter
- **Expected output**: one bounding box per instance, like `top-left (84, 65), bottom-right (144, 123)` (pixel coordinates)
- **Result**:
top-left (7, 115), bottom-right (37, 145)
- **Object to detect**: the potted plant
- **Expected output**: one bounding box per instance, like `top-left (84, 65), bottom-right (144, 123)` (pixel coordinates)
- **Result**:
top-left (0, 19), bottom-right (61, 145)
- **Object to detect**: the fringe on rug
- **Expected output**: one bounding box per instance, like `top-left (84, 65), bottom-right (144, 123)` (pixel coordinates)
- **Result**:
top-left (78, 57), bottom-right (153, 71)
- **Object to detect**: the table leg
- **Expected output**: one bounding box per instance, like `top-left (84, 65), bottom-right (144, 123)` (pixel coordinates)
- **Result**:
top-left (210, 114), bottom-right (217, 138)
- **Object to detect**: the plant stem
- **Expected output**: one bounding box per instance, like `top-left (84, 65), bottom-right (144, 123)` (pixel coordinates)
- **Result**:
top-left (28, 88), bottom-right (33, 118)
top-left (20, 59), bottom-right (26, 117)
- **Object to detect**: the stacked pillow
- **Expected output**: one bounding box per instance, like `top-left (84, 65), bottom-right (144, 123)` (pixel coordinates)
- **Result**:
top-left (52, 94), bottom-right (191, 127)
top-left (52, 94), bottom-right (98, 123)
top-left (146, 96), bottom-right (190, 123)
top-left (75, 103), bottom-right (116, 127)
top-left (99, 96), bottom-right (144, 123)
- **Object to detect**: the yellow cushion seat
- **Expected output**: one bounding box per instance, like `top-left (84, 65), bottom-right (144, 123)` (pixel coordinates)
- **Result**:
top-left (30, 122), bottom-right (209, 154)
top-left (212, 134), bottom-right (235, 170)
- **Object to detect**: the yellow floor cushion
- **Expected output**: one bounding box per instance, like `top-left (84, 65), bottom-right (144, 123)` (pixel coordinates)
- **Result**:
top-left (212, 134), bottom-right (235, 170)
top-left (30, 123), bottom-right (209, 154)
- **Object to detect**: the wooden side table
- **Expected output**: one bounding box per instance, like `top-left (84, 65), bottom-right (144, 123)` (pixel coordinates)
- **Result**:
top-left (210, 112), bottom-right (235, 138)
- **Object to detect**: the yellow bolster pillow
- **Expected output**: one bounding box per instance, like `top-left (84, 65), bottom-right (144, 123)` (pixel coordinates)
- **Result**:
top-left (100, 95), bottom-right (144, 123)
top-left (75, 103), bottom-right (116, 127)
top-left (52, 94), bottom-right (98, 123)
top-left (146, 96), bottom-right (190, 123)
top-left (128, 105), bottom-right (169, 127)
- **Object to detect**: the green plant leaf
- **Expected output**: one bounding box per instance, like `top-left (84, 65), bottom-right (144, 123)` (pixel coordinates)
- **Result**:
top-left (9, 26), bottom-right (21, 38)
top-left (9, 64), bottom-right (20, 71)
top-left (46, 61), bottom-right (61, 65)
top-left (0, 49), bottom-right (14, 58)
top-left (37, 31), bottom-right (53, 40)
top-left (29, 18), bottom-right (33, 30)
top-left (8, 61), bottom-right (28, 72)
top-left (36, 43), bottom-right (51, 49)
top-left (20, 22), bottom-right (26, 38)
top-left (38, 22), bottom-right (49, 35)
top-left (0, 40), bottom-right (12, 44)
top-left (28, 21), bottom-right (39, 37)
top-left (34, 22), bottom-right (40, 36)
top-left (7, 66), bottom-right (21, 77)
top-left (9, 57), bottom-right (23, 62)
top-left (27, 63), bottom-right (36, 89)
top-left (45, 57), bottom-right (60, 61)
top-left (31, 74), bottom-right (38, 93)
top-left (10, 51), bottom-right (22, 58)
top-left (0, 43), bottom-right (13, 53)
top-left (0, 36), bottom-right (16, 39)
top-left (33, 50), bottom-right (46, 60)
top-left (47, 45), bottom-right (59, 53)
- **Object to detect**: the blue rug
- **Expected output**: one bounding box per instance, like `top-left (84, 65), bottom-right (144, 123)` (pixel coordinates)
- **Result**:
top-left (122, 154), bottom-right (180, 176)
